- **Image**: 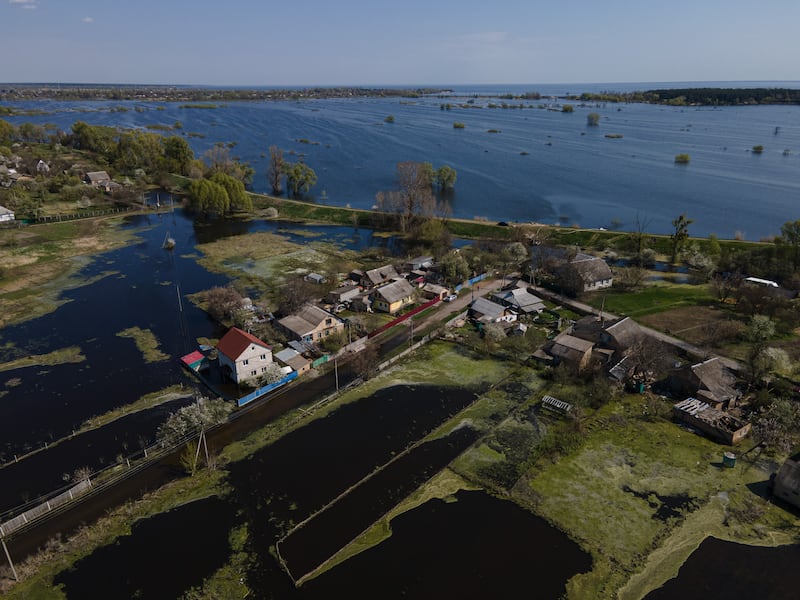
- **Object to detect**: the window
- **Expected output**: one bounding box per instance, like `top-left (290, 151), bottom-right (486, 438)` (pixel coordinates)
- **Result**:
top-left (250, 370), bottom-right (257, 377)
top-left (325, 318), bottom-right (332, 325)
top-left (260, 354), bottom-right (266, 360)
top-left (242, 359), bottom-right (249, 365)
top-left (261, 366), bottom-right (267, 372)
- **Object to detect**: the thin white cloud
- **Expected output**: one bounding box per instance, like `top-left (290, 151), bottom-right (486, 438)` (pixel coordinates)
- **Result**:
top-left (9, 0), bottom-right (39, 9)
top-left (82, 16), bottom-right (94, 23)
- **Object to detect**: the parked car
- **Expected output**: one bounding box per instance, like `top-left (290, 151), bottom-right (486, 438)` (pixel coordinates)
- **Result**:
top-left (444, 294), bottom-right (458, 302)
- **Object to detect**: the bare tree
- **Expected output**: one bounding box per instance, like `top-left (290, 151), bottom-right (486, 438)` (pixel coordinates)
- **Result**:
top-left (267, 145), bottom-right (284, 195)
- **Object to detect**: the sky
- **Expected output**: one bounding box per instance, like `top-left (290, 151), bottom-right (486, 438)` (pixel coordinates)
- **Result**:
top-left (3, 0), bottom-right (800, 86)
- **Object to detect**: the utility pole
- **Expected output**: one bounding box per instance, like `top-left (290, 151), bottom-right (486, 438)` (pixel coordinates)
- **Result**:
top-left (334, 357), bottom-right (339, 392)
top-left (409, 318), bottom-right (414, 349)
top-left (1, 536), bottom-right (19, 582)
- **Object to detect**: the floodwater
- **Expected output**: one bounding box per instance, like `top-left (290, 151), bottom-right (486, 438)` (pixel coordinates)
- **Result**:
top-left (301, 489), bottom-right (592, 599)
top-left (6, 82), bottom-right (800, 238)
top-left (53, 496), bottom-right (239, 600)
top-left (645, 537), bottom-right (800, 600)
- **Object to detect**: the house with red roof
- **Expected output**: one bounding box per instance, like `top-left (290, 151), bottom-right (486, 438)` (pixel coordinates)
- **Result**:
top-left (216, 327), bottom-right (273, 384)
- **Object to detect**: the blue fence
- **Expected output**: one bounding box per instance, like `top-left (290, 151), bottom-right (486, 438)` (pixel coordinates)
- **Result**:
top-left (454, 272), bottom-right (488, 293)
top-left (237, 371), bottom-right (298, 407)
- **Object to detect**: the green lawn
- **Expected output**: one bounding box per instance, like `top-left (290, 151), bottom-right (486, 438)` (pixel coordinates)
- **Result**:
top-left (584, 282), bottom-right (714, 318)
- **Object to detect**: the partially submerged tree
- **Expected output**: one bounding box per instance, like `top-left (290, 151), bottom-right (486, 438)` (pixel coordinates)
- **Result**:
top-left (267, 145), bottom-right (284, 195)
top-left (283, 161), bottom-right (318, 198)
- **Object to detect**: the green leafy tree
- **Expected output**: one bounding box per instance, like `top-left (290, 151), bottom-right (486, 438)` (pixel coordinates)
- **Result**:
top-left (587, 112), bottom-right (600, 126)
top-left (669, 213), bottom-right (693, 265)
top-left (0, 119), bottom-right (15, 145)
top-left (562, 104), bottom-right (574, 113)
top-left (162, 136), bottom-right (194, 175)
top-left (210, 172), bottom-right (252, 212)
top-left (435, 165), bottom-right (457, 190)
top-left (188, 178), bottom-right (230, 215)
top-left (283, 161), bottom-right (318, 198)
top-left (776, 219), bottom-right (800, 272)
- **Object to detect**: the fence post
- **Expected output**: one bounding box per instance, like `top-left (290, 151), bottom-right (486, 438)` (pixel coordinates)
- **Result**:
top-left (1, 537), bottom-right (19, 582)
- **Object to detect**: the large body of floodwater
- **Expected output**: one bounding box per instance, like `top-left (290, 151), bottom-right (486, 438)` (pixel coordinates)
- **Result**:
top-left (5, 81), bottom-right (800, 239)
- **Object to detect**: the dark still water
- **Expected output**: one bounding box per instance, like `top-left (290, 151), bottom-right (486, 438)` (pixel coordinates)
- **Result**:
top-left (6, 83), bottom-right (800, 238)
top-left (300, 489), bottom-right (592, 600)
top-left (54, 496), bottom-right (239, 600)
top-left (645, 537), bottom-right (800, 600)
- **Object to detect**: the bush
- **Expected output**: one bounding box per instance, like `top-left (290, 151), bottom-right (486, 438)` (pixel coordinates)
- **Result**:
top-left (752, 145), bottom-right (764, 154)
top-left (674, 153), bottom-right (691, 164)
top-left (453, 122), bottom-right (465, 129)
top-left (587, 112), bottom-right (600, 126)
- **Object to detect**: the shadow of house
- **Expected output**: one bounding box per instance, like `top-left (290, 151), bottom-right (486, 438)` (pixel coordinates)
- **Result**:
top-left (672, 398), bottom-right (751, 445)
top-left (773, 456), bottom-right (800, 510)
top-left (668, 357), bottom-right (741, 410)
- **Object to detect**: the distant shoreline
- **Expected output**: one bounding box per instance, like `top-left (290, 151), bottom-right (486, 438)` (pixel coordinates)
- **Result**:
top-left (2, 84), bottom-right (800, 105)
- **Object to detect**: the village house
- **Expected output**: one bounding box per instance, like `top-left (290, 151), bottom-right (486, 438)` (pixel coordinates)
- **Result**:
top-left (668, 357), bottom-right (741, 410)
top-left (274, 347), bottom-right (312, 377)
top-left (672, 397), bottom-right (751, 445)
top-left (325, 284), bottom-right (362, 306)
top-left (530, 246), bottom-right (613, 294)
top-left (216, 327), bottom-right (274, 384)
top-left (84, 170), bottom-right (112, 191)
top-left (0, 205), bottom-right (14, 223)
top-left (364, 264), bottom-right (400, 288)
top-left (421, 282), bottom-right (450, 301)
top-left (405, 255), bottom-right (434, 272)
top-left (372, 278), bottom-right (415, 314)
top-left (468, 297), bottom-right (516, 324)
top-left (491, 286), bottom-right (546, 314)
top-left (277, 304), bottom-right (345, 344)
top-left (559, 255), bottom-right (614, 293)
top-left (542, 332), bottom-right (595, 371)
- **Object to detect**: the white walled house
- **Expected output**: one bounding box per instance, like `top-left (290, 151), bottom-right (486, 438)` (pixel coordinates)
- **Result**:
top-left (216, 327), bottom-right (273, 384)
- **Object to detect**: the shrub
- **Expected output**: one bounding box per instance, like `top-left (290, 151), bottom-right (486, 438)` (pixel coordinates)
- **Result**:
top-left (453, 122), bottom-right (465, 129)
top-left (675, 153), bottom-right (691, 164)
top-left (587, 112), bottom-right (600, 126)
top-left (384, 115), bottom-right (395, 123)
top-left (562, 104), bottom-right (574, 113)
top-left (752, 145), bottom-right (764, 154)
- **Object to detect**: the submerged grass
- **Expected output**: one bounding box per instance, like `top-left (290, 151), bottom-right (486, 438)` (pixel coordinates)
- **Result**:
top-left (0, 346), bottom-right (85, 373)
top-left (115, 327), bottom-right (169, 363)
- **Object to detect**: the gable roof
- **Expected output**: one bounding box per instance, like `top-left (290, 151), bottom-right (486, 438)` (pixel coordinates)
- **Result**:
top-left (690, 357), bottom-right (739, 404)
top-left (568, 257), bottom-right (613, 283)
top-left (217, 327), bottom-right (270, 361)
top-left (491, 288), bottom-right (545, 313)
top-left (85, 170), bottom-right (111, 184)
top-left (278, 305), bottom-right (341, 338)
top-left (469, 297), bottom-right (507, 321)
top-left (374, 278), bottom-right (415, 304)
top-left (365, 264), bottom-right (400, 286)
top-left (603, 317), bottom-right (644, 349)
top-left (549, 333), bottom-right (594, 363)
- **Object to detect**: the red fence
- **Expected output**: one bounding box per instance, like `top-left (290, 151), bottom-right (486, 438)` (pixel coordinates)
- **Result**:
top-left (368, 297), bottom-right (441, 338)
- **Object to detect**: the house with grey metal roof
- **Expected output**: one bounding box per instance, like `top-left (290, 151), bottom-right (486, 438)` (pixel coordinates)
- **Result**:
top-left (277, 305), bottom-right (345, 344)
top-left (364, 264), bottom-right (400, 288)
top-left (372, 279), bottom-right (415, 314)
top-left (468, 297), bottom-right (514, 324)
top-left (491, 287), bottom-right (545, 314)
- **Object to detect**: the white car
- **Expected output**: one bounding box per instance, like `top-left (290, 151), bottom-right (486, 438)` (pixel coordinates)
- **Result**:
top-left (444, 294), bottom-right (458, 302)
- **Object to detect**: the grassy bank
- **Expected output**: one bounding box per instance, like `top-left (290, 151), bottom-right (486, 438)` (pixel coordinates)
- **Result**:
top-left (115, 327), bottom-right (169, 363)
top-left (0, 345), bottom-right (85, 374)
